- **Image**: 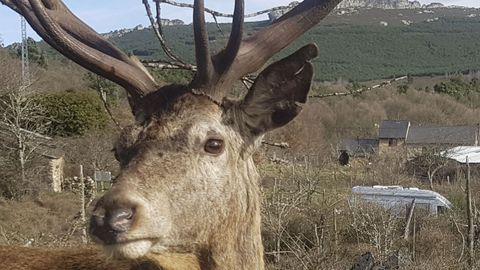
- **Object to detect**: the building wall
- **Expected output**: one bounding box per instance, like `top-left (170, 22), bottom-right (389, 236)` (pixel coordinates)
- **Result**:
top-left (379, 138), bottom-right (406, 154)
top-left (50, 157), bottom-right (65, 193)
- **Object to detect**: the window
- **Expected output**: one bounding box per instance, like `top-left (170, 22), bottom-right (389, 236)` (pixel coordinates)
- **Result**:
top-left (388, 139), bottom-right (398, 146)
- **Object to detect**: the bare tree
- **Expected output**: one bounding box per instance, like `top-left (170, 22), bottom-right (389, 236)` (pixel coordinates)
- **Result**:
top-left (0, 52), bottom-right (50, 196)
top-left (349, 203), bottom-right (400, 260)
top-left (407, 146), bottom-right (451, 190)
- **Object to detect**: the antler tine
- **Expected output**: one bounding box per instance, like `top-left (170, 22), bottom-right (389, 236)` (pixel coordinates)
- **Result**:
top-left (191, 0), bottom-right (214, 88)
top-left (227, 0), bottom-right (342, 84)
top-left (5, 0), bottom-right (159, 105)
top-left (1, 0), bottom-right (20, 12)
top-left (217, 0), bottom-right (244, 72)
top-left (201, 0), bottom-right (244, 101)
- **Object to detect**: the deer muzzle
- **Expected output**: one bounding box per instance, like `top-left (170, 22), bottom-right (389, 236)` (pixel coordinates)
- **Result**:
top-left (90, 207), bottom-right (135, 244)
top-left (89, 194), bottom-right (138, 245)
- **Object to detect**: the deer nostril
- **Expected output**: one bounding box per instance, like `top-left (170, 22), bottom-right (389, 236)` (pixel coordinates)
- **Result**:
top-left (108, 208), bottom-right (134, 233)
top-left (92, 208), bottom-right (106, 227)
top-left (90, 206), bottom-right (135, 244)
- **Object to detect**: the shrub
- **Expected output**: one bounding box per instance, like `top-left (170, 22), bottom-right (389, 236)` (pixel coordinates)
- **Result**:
top-left (39, 90), bottom-right (107, 136)
top-left (150, 69), bottom-right (194, 84)
top-left (433, 77), bottom-right (480, 99)
top-left (83, 72), bottom-right (122, 105)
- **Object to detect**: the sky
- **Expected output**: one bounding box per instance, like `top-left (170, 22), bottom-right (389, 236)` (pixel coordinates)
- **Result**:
top-left (0, 0), bottom-right (479, 45)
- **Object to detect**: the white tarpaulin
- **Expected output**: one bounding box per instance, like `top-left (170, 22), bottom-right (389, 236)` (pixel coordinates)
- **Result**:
top-left (443, 146), bottom-right (480, 164)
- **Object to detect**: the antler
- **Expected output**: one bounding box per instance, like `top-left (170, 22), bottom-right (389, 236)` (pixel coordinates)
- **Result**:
top-left (190, 0), bottom-right (244, 96)
top-left (191, 0), bottom-right (341, 102)
top-left (1, 0), bottom-right (159, 105)
top-left (191, 0), bottom-right (214, 87)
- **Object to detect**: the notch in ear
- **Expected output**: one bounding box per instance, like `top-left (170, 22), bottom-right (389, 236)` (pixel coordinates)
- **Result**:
top-left (239, 44), bottom-right (318, 135)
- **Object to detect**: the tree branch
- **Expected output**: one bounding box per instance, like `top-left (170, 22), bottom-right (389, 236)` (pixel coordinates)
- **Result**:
top-left (142, 0), bottom-right (189, 65)
top-left (142, 59), bottom-right (197, 71)
top-left (157, 0), bottom-right (291, 19)
top-left (310, 76), bottom-right (408, 99)
top-left (96, 90), bottom-right (123, 131)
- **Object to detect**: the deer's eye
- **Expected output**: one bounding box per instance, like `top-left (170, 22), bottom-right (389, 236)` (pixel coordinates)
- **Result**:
top-left (204, 139), bottom-right (224, 155)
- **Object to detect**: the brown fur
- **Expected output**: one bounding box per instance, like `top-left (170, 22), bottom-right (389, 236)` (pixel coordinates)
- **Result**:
top-left (97, 92), bottom-right (266, 269)
top-left (0, 246), bottom-right (200, 270)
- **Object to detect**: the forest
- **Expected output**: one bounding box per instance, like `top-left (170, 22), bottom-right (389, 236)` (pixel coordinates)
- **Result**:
top-left (104, 12), bottom-right (480, 82)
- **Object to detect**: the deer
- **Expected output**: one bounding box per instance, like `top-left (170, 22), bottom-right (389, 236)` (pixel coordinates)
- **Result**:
top-left (0, 0), bottom-right (341, 269)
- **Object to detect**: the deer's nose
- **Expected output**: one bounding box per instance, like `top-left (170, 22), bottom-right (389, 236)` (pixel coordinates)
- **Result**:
top-left (90, 205), bottom-right (135, 244)
top-left (109, 208), bottom-right (134, 232)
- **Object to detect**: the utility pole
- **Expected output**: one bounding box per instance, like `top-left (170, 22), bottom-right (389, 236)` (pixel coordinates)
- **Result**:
top-left (20, 16), bottom-right (30, 85)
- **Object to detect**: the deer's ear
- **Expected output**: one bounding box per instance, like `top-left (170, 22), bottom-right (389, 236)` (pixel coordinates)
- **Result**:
top-left (239, 44), bottom-right (317, 135)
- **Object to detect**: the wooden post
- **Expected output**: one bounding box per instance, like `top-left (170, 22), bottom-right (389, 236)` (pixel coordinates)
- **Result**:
top-left (466, 157), bottom-right (474, 269)
top-left (292, 157), bottom-right (296, 186)
top-left (333, 208), bottom-right (338, 261)
top-left (80, 165), bottom-right (87, 244)
top-left (403, 199), bottom-right (416, 240)
top-left (334, 167), bottom-right (337, 182)
top-left (412, 210), bottom-right (416, 262)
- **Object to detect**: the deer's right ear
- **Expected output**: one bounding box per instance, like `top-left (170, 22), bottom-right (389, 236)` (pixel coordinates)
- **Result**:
top-left (239, 44), bottom-right (318, 136)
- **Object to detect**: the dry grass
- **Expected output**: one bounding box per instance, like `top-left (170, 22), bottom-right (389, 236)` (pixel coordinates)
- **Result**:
top-left (0, 192), bottom-right (86, 247)
top-left (257, 152), bottom-right (480, 269)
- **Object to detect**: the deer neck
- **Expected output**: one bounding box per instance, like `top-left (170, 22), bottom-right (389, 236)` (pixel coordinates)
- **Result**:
top-left (203, 158), bottom-right (264, 270)
top-left (148, 156), bottom-right (264, 270)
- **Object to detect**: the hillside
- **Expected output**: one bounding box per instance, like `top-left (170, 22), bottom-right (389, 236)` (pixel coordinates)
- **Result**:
top-left (36, 7), bottom-right (480, 82)
top-left (336, 0), bottom-right (423, 9)
top-left (268, 1), bottom-right (445, 20)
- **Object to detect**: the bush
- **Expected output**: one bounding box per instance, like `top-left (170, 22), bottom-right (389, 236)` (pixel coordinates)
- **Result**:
top-left (39, 90), bottom-right (107, 136)
top-left (433, 77), bottom-right (480, 99)
top-left (150, 68), bottom-right (193, 84)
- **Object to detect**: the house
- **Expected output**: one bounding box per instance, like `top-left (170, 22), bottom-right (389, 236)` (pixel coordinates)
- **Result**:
top-left (378, 120), bottom-right (479, 154)
top-left (407, 126), bottom-right (479, 147)
top-left (341, 120), bottom-right (480, 168)
top-left (378, 120), bottom-right (410, 153)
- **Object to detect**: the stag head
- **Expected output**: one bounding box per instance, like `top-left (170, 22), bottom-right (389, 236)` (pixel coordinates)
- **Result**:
top-left (2, 0), bottom-right (340, 268)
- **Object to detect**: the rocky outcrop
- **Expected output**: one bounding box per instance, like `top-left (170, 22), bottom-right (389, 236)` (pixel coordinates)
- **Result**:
top-left (158, 19), bottom-right (185, 26)
top-left (267, 2), bottom-right (299, 22)
top-left (424, 2), bottom-right (445, 9)
top-left (102, 19), bottom-right (185, 39)
top-left (268, 0), bottom-right (446, 21)
top-left (336, 0), bottom-right (421, 9)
